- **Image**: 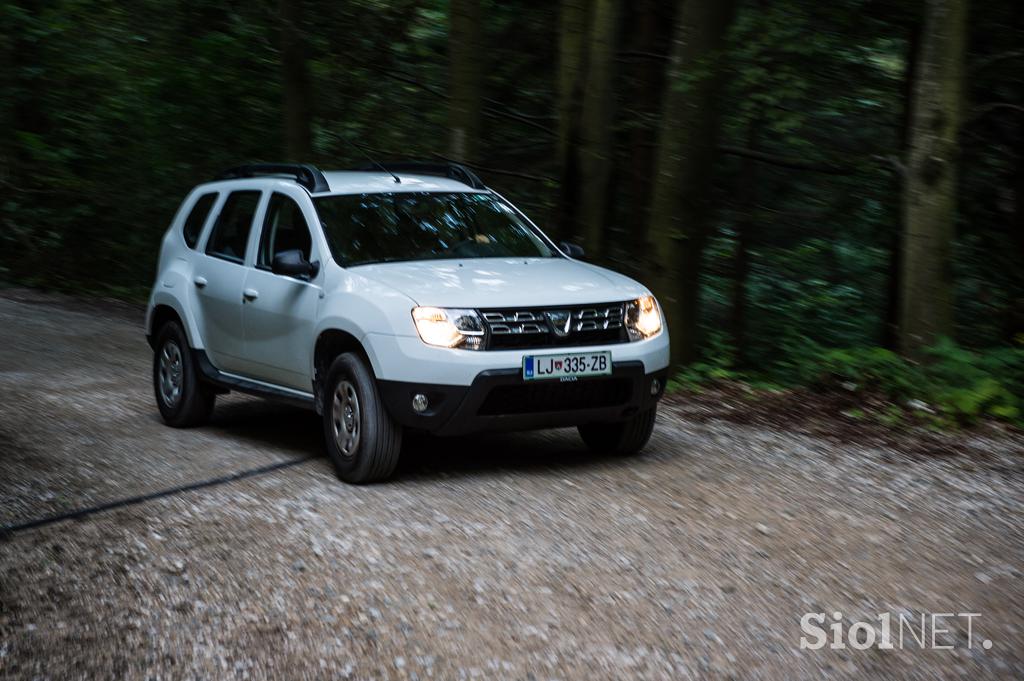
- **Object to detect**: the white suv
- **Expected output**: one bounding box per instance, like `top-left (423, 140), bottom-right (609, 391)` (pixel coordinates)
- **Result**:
top-left (146, 163), bottom-right (670, 482)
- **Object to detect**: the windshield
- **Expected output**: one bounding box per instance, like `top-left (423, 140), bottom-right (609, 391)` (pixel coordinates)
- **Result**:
top-left (314, 192), bottom-right (557, 267)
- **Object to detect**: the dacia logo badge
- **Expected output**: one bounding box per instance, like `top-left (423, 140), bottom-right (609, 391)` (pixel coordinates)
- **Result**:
top-left (545, 310), bottom-right (572, 337)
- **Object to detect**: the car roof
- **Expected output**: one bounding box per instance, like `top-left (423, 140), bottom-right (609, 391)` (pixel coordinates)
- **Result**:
top-left (318, 171), bottom-right (487, 196)
top-left (193, 171), bottom-right (487, 197)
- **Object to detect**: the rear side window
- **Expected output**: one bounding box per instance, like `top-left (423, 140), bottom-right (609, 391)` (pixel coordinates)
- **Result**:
top-left (205, 191), bottom-right (261, 263)
top-left (182, 193), bottom-right (217, 249)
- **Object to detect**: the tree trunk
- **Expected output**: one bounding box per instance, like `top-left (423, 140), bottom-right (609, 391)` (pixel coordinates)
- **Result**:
top-left (448, 0), bottom-right (484, 163)
top-left (624, 0), bottom-right (672, 271)
top-left (646, 0), bottom-right (737, 366)
top-left (730, 119), bottom-right (761, 367)
top-left (1007, 126), bottom-right (1024, 343)
top-left (554, 0), bottom-right (590, 242)
top-left (557, 0), bottom-right (589, 168)
top-left (1001, 0), bottom-right (1024, 342)
top-left (577, 0), bottom-right (620, 259)
top-left (8, 0), bottom-right (49, 171)
top-left (898, 0), bottom-right (968, 356)
top-left (882, 21), bottom-right (921, 350)
top-left (4, 0), bottom-right (49, 280)
top-left (280, 0), bottom-right (313, 161)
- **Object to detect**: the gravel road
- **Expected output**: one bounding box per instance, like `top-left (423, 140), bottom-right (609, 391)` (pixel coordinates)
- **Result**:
top-left (1, 289), bottom-right (1022, 680)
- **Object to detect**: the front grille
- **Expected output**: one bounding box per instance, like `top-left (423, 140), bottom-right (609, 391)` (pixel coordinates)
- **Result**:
top-left (477, 378), bottom-right (632, 416)
top-left (480, 302), bottom-right (629, 350)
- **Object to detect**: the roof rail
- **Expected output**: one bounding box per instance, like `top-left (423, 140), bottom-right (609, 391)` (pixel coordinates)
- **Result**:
top-left (351, 161), bottom-right (487, 190)
top-left (217, 163), bottom-right (330, 193)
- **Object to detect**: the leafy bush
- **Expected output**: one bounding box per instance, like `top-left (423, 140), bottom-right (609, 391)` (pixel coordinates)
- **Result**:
top-left (671, 336), bottom-right (1024, 427)
top-left (800, 346), bottom-right (924, 399)
top-left (667, 332), bottom-right (739, 391)
top-left (797, 340), bottom-right (1023, 424)
top-left (921, 340), bottom-right (1023, 423)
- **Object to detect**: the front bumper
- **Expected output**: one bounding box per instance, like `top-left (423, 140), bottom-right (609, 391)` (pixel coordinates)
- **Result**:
top-left (362, 330), bottom-right (670, 385)
top-left (378, 361), bottom-right (668, 436)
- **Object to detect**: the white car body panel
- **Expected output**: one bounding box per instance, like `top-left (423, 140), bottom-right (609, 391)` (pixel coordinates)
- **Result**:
top-left (190, 255), bottom-right (248, 372)
top-left (240, 267), bottom-right (323, 390)
top-left (350, 257), bottom-right (649, 309)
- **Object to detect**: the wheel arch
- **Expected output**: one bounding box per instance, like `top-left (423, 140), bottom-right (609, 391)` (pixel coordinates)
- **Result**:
top-left (147, 286), bottom-right (203, 351)
top-left (313, 328), bottom-right (374, 413)
top-left (147, 303), bottom-right (186, 349)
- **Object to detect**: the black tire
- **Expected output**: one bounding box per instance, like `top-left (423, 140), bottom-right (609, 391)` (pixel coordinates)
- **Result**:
top-left (322, 352), bottom-right (402, 483)
top-left (578, 406), bottom-right (657, 456)
top-left (153, 321), bottom-right (215, 427)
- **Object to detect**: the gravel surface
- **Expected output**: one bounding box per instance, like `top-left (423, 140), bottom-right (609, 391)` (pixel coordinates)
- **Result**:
top-left (1, 289), bottom-right (1022, 680)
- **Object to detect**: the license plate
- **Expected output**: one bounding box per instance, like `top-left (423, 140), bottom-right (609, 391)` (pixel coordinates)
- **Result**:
top-left (522, 351), bottom-right (612, 381)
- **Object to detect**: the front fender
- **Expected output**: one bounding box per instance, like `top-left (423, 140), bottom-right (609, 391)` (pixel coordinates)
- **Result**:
top-left (313, 269), bottom-right (419, 378)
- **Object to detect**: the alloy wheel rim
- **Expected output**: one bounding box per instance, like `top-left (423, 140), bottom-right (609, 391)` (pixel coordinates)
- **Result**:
top-left (332, 380), bottom-right (361, 457)
top-left (158, 340), bottom-right (183, 407)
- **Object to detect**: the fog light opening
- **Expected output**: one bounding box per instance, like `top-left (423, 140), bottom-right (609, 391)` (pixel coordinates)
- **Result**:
top-left (412, 393), bottom-right (429, 413)
top-left (650, 379), bottom-right (661, 396)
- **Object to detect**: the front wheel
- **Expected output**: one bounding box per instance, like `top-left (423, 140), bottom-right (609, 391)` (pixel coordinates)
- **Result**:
top-left (153, 321), bottom-right (215, 427)
top-left (578, 406), bottom-right (657, 456)
top-left (322, 353), bottom-right (403, 483)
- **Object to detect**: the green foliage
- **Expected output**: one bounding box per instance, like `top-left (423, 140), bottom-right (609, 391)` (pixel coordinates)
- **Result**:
top-left (798, 346), bottom-right (924, 398)
top-left (0, 0), bottom-right (564, 296)
top-left (671, 336), bottom-right (1024, 427)
top-left (920, 340), bottom-right (1023, 423)
top-left (667, 332), bottom-right (739, 391)
top-left (787, 340), bottom-right (1023, 426)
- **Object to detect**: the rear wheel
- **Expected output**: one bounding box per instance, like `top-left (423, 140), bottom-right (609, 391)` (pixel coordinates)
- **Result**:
top-left (153, 321), bottom-right (215, 427)
top-left (578, 406), bottom-right (657, 456)
top-left (322, 352), bottom-right (402, 483)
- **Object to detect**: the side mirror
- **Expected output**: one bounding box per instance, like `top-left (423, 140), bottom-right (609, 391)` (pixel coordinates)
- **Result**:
top-left (272, 249), bottom-right (319, 279)
top-left (561, 241), bottom-right (585, 259)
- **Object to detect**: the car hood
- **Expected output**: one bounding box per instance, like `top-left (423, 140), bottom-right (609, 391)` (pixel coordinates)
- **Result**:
top-left (350, 257), bottom-right (649, 308)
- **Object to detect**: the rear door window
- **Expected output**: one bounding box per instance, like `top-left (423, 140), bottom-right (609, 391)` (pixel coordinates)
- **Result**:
top-left (205, 191), bottom-right (261, 263)
top-left (182, 193), bottom-right (217, 249)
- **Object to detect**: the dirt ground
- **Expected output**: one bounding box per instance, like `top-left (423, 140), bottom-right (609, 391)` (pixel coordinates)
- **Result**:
top-left (1, 288), bottom-right (1022, 680)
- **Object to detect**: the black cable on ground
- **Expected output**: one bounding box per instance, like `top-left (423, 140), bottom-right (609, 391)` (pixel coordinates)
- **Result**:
top-left (0, 456), bottom-right (316, 539)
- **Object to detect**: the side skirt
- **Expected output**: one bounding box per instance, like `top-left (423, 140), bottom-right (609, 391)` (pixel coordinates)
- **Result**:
top-left (192, 350), bottom-right (316, 411)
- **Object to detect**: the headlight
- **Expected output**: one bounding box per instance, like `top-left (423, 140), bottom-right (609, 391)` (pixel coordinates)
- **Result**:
top-left (625, 295), bottom-right (662, 341)
top-left (412, 307), bottom-right (485, 350)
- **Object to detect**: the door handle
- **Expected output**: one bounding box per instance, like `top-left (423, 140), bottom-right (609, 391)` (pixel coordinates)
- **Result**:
top-left (193, 276), bottom-right (208, 288)
top-left (243, 288), bottom-right (259, 301)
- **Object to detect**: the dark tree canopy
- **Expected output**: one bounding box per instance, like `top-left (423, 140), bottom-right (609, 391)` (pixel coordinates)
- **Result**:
top-left (1, 0), bottom-right (1022, 414)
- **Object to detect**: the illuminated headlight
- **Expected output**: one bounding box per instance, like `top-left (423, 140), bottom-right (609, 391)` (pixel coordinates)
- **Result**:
top-left (411, 307), bottom-right (485, 350)
top-left (625, 295), bottom-right (663, 341)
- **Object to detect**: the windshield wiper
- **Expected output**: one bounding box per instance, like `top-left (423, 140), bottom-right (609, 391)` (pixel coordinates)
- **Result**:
top-left (345, 257), bottom-right (408, 268)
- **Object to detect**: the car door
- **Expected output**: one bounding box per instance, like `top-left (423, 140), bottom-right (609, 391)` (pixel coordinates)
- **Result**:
top-left (239, 191), bottom-right (323, 391)
top-left (192, 189), bottom-right (264, 374)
